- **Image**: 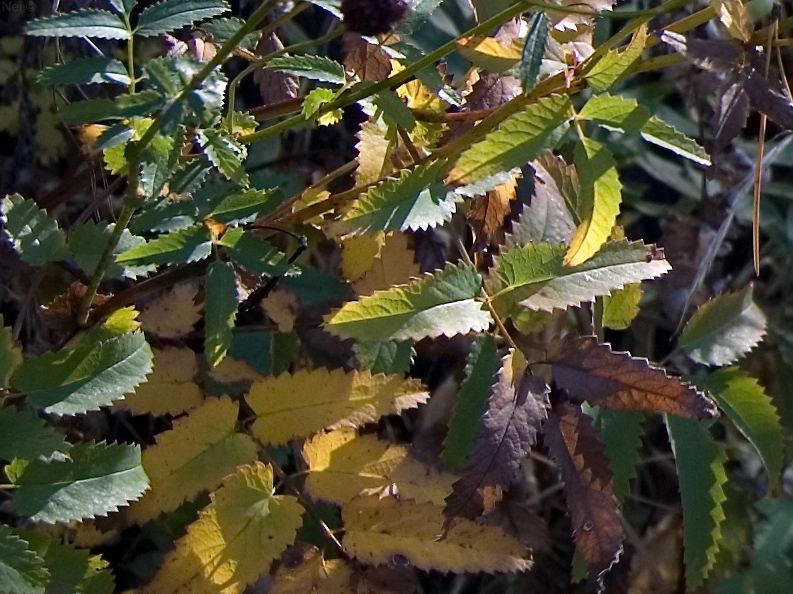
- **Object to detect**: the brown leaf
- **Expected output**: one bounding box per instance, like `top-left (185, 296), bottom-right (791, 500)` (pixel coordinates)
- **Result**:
top-left (344, 33), bottom-right (393, 82)
top-left (443, 72), bottom-right (522, 143)
top-left (659, 31), bottom-right (743, 74)
top-left (543, 402), bottom-right (624, 578)
top-left (254, 33), bottom-right (299, 105)
top-left (547, 335), bottom-right (716, 419)
top-left (713, 81), bottom-right (749, 155)
top-left (468, 171), bottom-right (520, 239)
top-left (444, 350), bottom-right (549, 519)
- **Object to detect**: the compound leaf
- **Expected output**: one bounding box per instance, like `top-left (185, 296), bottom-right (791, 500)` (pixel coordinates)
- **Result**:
top-left (143, 463), bottom-right (303, 594)
top-left (441, 334), bottom-right (500, 470)
top-left (1, 194), bottom-right (68, 266)
top-left (135, 0), bottom-right (230, 37)
top-left (447, 94), bottom-right (572, 185)
top-left (303, 428), bottom-right (455, 505)
top-left (544, 402), bottom-right (623, 577)
top-left (12, 328), bottom-right (153, 416)
top-left (26, 9), bottom-right (130, 40)
top-left (204, 261), bottom-right (238, 367)
top-left (248, 370), bottom-right (429, 444)
top-left (564, 138), bottom-right (622, 266)
top-left (0, 524), bottom-right (48, 594)
top-left (12, 442), bottom-right (148, 524)
top-left (0, 407), bottom-right (69, 462)
top-left (548, 335), bottom-right (717, 419)
top-left (267, 55), bottom-right (345, 84)
top-left (445, 350), bottom-right (549, 519)
top-left (584, 24), bottom-right (647, 91)
top-left (706, 368), bottom-right (783, 486)
top-left (343, 495), bottom-right (532, 573)
top-left (324, 263), bottom-right (491, 341)
top-left (679, 285), bottom-right (766, 366)
top-left (334, 162), bottom-right (460, 234)
top-left (486, 240), bottom-right (670, 319)
top-left (125, 397), bottom-right (258, 524)
top-left (666, 416), bottom-right (727, 588)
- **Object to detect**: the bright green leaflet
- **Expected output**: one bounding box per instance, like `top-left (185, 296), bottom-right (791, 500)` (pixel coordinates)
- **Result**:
top-left (12, 442), bottom-right (149, 524)
top-left (666, 416), bottom-right (727, 588)
top-left (197, 128), bottom-right (249, 186)
top-left (267, 55), bottom-right (346, 85)
top-left (115, 225), bottom-right (213, 266)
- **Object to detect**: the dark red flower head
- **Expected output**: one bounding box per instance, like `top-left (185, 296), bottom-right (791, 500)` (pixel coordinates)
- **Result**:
top-left (341, 0), bottom-right (411, 37)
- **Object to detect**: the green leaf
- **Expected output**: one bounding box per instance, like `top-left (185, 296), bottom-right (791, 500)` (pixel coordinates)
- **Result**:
top-left (0, 524), bottom-right (48, 594)
top-left (26, 9), bottom-right (130, 39)
top-left (563, 138), bottom-right (622, 266)
top-left (197, 128), bottom-right (249, 186)
top-left (442, 334), bottom-right (500, 469)
top-left (486, 240), bottom-right (670, 319)
top-left (201, 17), bottom-right (260, 50)
top-left (324, 263), bottom-right (492, 341)
top-left (354, 340), bottom-right (415, 374)
top-left (584, 24), bottom-right (647, 91)
top-left (12, 330), bottom-right (154, 416)
top-left (0, 194), bottom-right (68, 266)
top-left (577, 93), bottom-right (710, 165)
top-left (597, 410), bottom-right (644, 501)
top-left (39, 57), bottom-right (129, 86)
top-left (398, 0), bottom-right (443, 34)
top-left (59, 91), bottom-right (165, 124)
top-left (228, 332), bottom-right (297, 376)
top-left (679, 285), bottom-right (767, 366)
top-left (302, 87), bottom-right (335, 119)
top-left (601, 283), bottom-right (642, 330)
top-left (68, 221), bottom-right (155, 279)
top-left (1, 315), bottom-right (22, 389)
top-left (266, 54), bottom-right (345, 84)
top-left (706, 368), bottom-right (783, 485)
top-left (12, 442), bottom-right (149, 524)
top-left (204, 188), bottom-right (279, 226)
top-left (666, 416), bottom-right (727, 588)
top-left (447, 94), bottom-right (572, 185)
top-left (108, 0), bottom-right (137, 16)
top-left (205, 261), bottom-right (238, 367)
top-left (333, 162), bottom-right (461, 234)
top-left (115, 225), bottom-right (213, 266)
top-left (0, 407), bottom-right (69, 462)
top-left (135, 0), bottom-right (230, 37)
top-left (371, 90), bottom-right (416, 131)
top-left (520, 12), bottom-right (549, 93)
top-left (219, 229), bottom-right (290, 276)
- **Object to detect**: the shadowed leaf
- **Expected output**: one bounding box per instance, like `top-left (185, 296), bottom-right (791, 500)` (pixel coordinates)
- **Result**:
top-left (659, 31), bottom-right (743, 73)
top-left (0, 524), bottom-right (48, 594)
top-left (744, 68), bottom-right (793, 131)
top-left (544, 402), bottom-right (623, 577)
top-left (444, 350), bottom-right (549, 519)
top-left (597, 410), bottom-right (644, 500)
top-left (713, 81), bottom-right (749, 155)
top-left (548, 335), bottom-right (716, 419)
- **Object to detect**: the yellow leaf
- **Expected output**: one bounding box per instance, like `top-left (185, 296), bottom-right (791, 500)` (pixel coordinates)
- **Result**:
top-left (117, 348), bottom-right (203, 416)
top-left (140, 284), bottom-right (202, 338)
top-left (353, 232), bottom-right (420, 297)
top-left (342, 496), bottom-right (532, 572)
top-left (711, 0), bottom-right (752, 42)
top-left (355, 121), bottom-right (393, 187)
top-left (318, 109), bottom-right (342, 127)
top-left (303, 428), bottom-right (455, 505)
top-left (35, 520), bottom-right (116, 549)
top-left (103, 306), bottom-right (142, 335)
top-left (293, 189), bottom-right (331, 228)
top-left (270, 545), bottom-right (354, 594)
top-left (396, 78), bottom-right (444, 112)
top-left (247, 370), bottom-right (429, 444)
top-left (126, 398), bottom-right (258, 525)
top-left (341, 232), bottom-right (385, 282)
top-left (262, 290), bottom-right (299, 333)
top-left (468, 171), bottom-right (520, 240)
top-left (456, 35), bottom-right (523, 73)
top-left (209, 357), bottom-right (265, 384)
top-left (143, 462), bottom-right (303, 594)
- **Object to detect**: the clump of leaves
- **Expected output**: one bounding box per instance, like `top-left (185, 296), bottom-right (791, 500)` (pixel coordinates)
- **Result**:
top-left (0, 0), bottom-right (789, 592)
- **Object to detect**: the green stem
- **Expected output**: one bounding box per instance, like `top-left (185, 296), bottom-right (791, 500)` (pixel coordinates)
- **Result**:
top-left (125, 14), bottom-right (135, 93)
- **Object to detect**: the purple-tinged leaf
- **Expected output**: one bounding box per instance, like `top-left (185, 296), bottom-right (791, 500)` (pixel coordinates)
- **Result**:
top-left (713, 81), bottom-right (749, 155)
top-left (660, 31), bottom-right (743, 73)
top-left (548, 335), bottom-right (717, 419)
top-left (444, 350), bottom-right (549, 519)
top-left (544, 402), bottom-right (624, 578)
top-left (745, 69), bottom-right (793, 130)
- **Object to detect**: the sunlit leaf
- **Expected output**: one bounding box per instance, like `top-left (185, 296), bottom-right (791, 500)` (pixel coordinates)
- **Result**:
top-left (267, 55), bottom-right (345, 84)
top-left (456, 35), bottom-right (522, 74)
top-left (1, 194), bottom-right (68, 266)
top-left (248, 369), bottom-right (429, 444)
top-left (343, 495), bottom-right (532, 572)
top-left (13, 442), bottom-right (148, 524)
top-left (679, 285), bottom-right (766, 366)
top-left (135, 0), bottom-right (230, 37)
top-left (115, 225), bottom-right (213, 266)
top-left (711, 0), bottom-right (752, 42)
top-left (548, 335), bottom-right (717, 419)
top-left (139, 284), bottom-right (203, 338)
top-left (584, 24), bottom-right (647, 91)
top-left (325, 263), bottom-right (491, 341)
top-left (270, 545), bottom-right (353, 594)
top-left (26, 9), bottom-right (130, 39)
top-left (521, 13), bottom-right (549, 92)
top-left (197, 129), bottom-right (249, 186)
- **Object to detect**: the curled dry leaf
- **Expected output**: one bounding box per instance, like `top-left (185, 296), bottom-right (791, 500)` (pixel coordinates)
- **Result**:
top-left (544, 402), bottom-right (624, 578)
top-left (547, 335), bottom-right (716, 419)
